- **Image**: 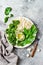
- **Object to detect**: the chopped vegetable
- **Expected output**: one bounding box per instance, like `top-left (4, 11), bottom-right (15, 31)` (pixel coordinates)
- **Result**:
top-left (5, 7), bottom-right (12, 15)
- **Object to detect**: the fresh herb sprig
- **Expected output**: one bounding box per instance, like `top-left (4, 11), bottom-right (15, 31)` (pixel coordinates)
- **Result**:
top-left (4, 7), bottom-right (14, 23)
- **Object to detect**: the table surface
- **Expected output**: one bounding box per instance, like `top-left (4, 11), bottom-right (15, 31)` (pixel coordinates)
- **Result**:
top-left (0, 0), bottom-right (43, 65)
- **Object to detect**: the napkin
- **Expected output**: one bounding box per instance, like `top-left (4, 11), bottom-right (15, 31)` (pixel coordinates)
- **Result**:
top-left (0, 31), bottom-right (18, 65)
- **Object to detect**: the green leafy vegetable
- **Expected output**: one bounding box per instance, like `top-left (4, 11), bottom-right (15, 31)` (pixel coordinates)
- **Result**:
top-left (23, 25), bottom-right (37, 38)
top-left (17, 25), bottom-right (38, 46)
top-left (6, 20), bottom-right (20, 45)
top-left (4, 17), bottom-right (9, 23)
top-left (4, 7), bottom-right (14, 23)
top-left (5, 7), bottom-right (12, 15)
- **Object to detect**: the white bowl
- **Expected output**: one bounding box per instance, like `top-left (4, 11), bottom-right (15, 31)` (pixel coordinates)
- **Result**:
top-left (5, 17), bottom-right (36, 48)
